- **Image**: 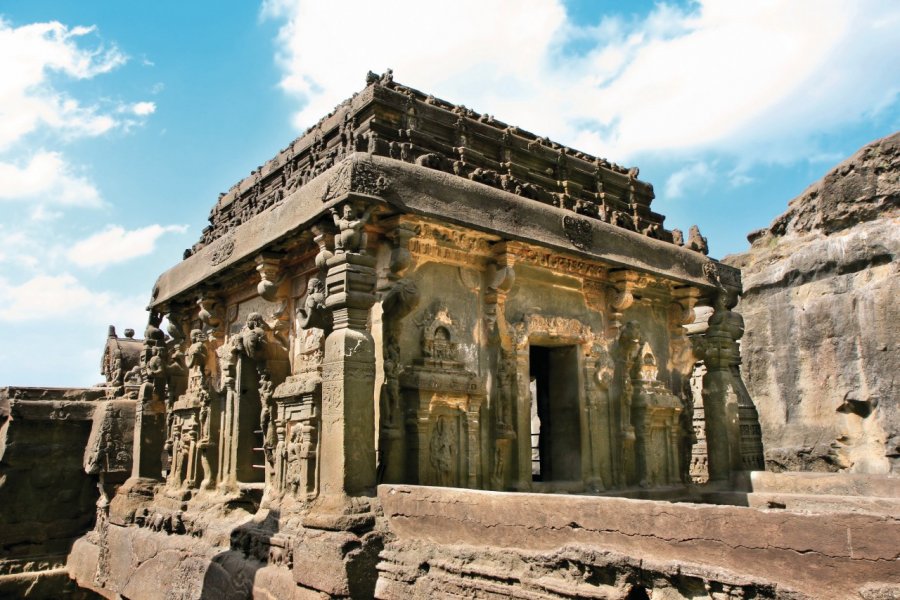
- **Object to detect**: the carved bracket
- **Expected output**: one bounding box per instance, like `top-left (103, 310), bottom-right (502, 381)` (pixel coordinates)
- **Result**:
top-left (256, 253), bottom-right (285, 302)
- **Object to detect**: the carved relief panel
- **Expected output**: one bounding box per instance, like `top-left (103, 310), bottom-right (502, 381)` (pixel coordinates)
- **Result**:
top-left (400, 303), bottom-right (484, 489)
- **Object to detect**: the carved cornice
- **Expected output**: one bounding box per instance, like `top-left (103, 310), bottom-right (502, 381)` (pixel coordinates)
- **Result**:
top-left (506, 241), bottom-right (607, 279)
top-left (408, 221), bottom-right (494, 269)
top-left (321, 155), bottom-right (391, 203)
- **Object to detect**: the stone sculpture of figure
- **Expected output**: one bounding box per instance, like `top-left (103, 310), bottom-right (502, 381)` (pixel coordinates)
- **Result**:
top-left (496, 354), bottom-right (514, 429)
top-left (296, 277), bottom-right (327, 330)
top-left (643, 223), bottom-right (663, 239)
top-left (235, 312), bottom-right (267, 361)
top-left (429, 417), bottom-right (454, 487)
top-left (258, 372), bottom-right (276, 466)
top-left (186, 330), bottom-right (207, 373)
top-left (671, 228), bottom-right (684, 247)
top-left (382, 339), bottom-right (402, 427)
top-left (705, 291), bottom-right (744, 368)
top-left (146, 346), bottom-right (166, 385)
top-left (619, 321), bottom-right (643, 360)
top-left (111, 348), bottom-right (124, 388)
top-left (287, 426), bottom-right (303, 495)
top-left (638, 343), bottom-right (659, 382)
top-left (331, 202), bottom-right (376, 254)
top-left (686, 225), bottom-right (709, 255)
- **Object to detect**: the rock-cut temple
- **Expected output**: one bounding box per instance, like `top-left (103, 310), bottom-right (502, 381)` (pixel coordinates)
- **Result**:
top-left (2, 72), bottom-right (894, 600)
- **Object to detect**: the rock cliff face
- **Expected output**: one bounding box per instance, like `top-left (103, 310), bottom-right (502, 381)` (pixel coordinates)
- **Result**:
top-left (725, 132), bottom-right (899, 474)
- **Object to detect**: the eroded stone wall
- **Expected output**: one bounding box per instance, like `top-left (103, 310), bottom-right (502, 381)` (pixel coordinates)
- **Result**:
top-left (0, 387), bottom-right (108, 598)
top-left (725, 132), bottom-right (899, 474)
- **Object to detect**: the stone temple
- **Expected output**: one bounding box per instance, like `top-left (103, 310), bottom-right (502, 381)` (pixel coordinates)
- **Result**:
top-left (1, 73), bottom-right (897, 599)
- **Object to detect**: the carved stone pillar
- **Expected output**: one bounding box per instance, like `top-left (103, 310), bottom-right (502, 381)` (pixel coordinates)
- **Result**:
top-left (670, 286), bottom-right (701, 483)
top-left (485, 242), bottom-right (516, 491)
top-left (294, 202), bottom-right (381, 600)
top-left (131, 312), bottom-right (168, 481)
top-left (484, 242), bottom-right (516, 332)
top-left (608, 270), bottom-right (637, 487)
top-left (583, 278), bottom-right (613, 491)
top-left (583, 335), bottom-right (613, 491)
top-left (701, 289), bottom-right (745, 482)
top-left (319, 251), bottom-right (378, 496)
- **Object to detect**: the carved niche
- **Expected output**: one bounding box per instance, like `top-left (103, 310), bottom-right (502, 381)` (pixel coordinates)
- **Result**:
top-left (100, 326), bottom-right (143, 399)
top-left (216, 311), bottom-right (290, 490)
top-left (272, 325), bottom-right (325, 500)
top-left (400, 303), bottom-right (484, 488)
top-left (165, 329), bottom-right (217, 492)
top-left (622, 323), bottom-right (684, 488)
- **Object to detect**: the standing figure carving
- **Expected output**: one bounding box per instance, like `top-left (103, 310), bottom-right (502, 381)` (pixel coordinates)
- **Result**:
top-left (296, 277), bottom-right (328, 330)
top-left (429, 416), bottom-right (455, 487)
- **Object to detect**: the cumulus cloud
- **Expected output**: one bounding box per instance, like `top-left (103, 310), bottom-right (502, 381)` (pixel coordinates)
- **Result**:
top-left (67, 224), bottom-right (188, 268)
top-left (0, 151), bottom-right (102, 207)
top-left (262, 0), bottom-right (567, 130)
top-left (0, 19), bottom-right (130, 150)
top-left (0, 273), bottom-right (146, 323)
top-left (130, 101), bottom-right (156, 116)
top-left (264, 0), bottom-right (900, 166)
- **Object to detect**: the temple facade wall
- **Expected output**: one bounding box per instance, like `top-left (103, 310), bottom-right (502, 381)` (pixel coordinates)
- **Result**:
top-left (147, 211), bottom-right (713, 504)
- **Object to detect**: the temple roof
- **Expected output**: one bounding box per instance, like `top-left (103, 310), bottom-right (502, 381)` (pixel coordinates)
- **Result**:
top-left (151, 72), bottom-right (737, 310)
top-left (192, 71), bottom-right (672, 254)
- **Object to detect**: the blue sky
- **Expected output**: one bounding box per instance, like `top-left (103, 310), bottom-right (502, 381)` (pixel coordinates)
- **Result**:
top-left (1, 0), bottom-right (898, 386)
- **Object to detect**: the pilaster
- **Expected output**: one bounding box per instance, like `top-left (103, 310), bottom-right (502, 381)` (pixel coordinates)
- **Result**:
top-left (319, 252), bottom-right (378, 496)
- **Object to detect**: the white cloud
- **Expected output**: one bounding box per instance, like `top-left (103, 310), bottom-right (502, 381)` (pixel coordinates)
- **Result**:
top-left (264, 0), bottom-right (900, 166)
top-left (67, 224), bottom-right (188, 268)
top-left (728, 172), bottom-right (754, 188)
top-left (262, 0), bottom-right (567, 131)
top-left (0, 273), bottom-right (146, 323)
top-left (0, 18), bottom-right (129, 150)
top-left (0, 151), bottom-right (102, 207)
top-left (664, 162), bottom-right (714, 199)
top-left (130, 101), bottom-right (156, 116)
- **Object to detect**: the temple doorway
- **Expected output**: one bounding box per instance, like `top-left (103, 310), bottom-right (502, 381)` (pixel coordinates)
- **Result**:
top-left (235, 359), bottom-right (266, 484)
top-left (528, 345), bottom-right (582, 483)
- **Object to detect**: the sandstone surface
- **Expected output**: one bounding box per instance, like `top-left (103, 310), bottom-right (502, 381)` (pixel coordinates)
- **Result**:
top-left (725, 132), bottom-right (900, 474)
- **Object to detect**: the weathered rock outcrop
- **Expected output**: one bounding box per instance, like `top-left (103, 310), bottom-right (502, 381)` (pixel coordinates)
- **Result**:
top-left (0, 387), bottom-right (111, 598)
top-left (725, 132), bottom-right (899, 474)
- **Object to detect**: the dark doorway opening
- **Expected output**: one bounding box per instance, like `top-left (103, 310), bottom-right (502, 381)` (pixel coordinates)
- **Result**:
top-left (236, 360), bottom-right (266, 484)
top-left (529, 345), bottom-right (581, 483)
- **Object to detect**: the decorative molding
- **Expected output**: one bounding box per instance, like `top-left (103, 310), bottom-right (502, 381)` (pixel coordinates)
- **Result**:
top-left (562, 214), bottom-right (593, 250)
top-left (513, 313), bottom-right (594, 349)
top-left (209, 234), bottom-right (235, 266)
top-left (507, 242), bottom-right (607, 279)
